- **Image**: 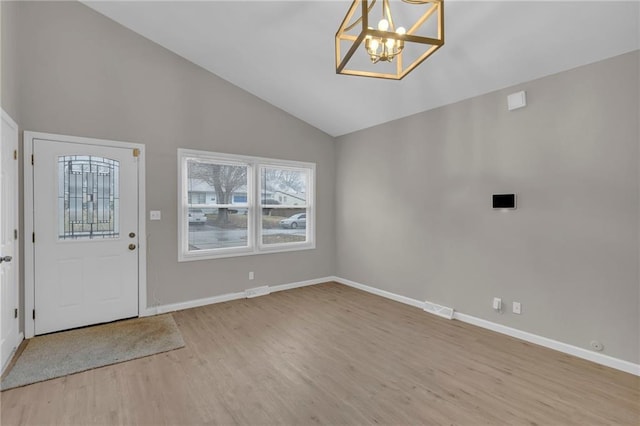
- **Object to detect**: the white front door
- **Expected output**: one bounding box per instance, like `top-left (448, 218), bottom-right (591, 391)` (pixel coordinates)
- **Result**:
top-left (32, 137), bottom-right (140, 335)
top-left (1, 110), bottom-right (21, 371)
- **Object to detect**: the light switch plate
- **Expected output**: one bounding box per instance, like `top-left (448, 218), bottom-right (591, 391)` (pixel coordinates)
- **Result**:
top-left (150, 210), bottom-right (161, 221)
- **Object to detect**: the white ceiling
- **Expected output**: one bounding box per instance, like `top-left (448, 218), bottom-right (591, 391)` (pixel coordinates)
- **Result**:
top-left (83, 1), bottom-right (639, 137)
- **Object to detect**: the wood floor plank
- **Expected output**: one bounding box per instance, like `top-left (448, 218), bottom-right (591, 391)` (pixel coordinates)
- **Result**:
top-left (1, 282), bottom-right (638, 425)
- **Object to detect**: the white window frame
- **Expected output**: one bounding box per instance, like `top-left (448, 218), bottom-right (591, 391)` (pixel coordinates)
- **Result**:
top-left (257, 163), bottom-right (313, 254)
top-left (178, 149), bottom-right (315, 262)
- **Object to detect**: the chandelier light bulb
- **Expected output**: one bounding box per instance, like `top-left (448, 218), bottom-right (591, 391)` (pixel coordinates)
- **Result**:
top-left (386, 38), bottom-right (395, 49)
top-left (369, 38), bottom-right (379, 51)
top-left (397, 26), bottom-right (406, 35)
top-left (378, 18), bottom-right (389, 31)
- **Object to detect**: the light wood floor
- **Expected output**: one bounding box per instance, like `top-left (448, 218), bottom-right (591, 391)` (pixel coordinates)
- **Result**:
top-left (1, 282), bottom-right (638, 425)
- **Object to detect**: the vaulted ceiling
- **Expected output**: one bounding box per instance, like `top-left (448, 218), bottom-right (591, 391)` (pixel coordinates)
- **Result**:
top-left (83, 1), bottom-right (640, 137)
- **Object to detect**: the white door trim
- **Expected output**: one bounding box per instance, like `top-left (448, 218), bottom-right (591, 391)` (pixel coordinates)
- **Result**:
top-left (23, 131), bottom-right (146, 339)
top-left (1, 109), bottom-right (23, 373)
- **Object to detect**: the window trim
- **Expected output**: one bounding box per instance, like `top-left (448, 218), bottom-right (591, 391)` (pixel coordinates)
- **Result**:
top-left (178, 149), bottom-right (315, 262)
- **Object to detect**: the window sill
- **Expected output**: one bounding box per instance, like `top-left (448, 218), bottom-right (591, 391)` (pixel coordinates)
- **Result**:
top-left (178, 243), bottom-right (316, 262)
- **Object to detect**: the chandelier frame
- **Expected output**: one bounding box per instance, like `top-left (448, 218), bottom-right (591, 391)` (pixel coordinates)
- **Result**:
top-left (335, 0), bottom-right (444, 80)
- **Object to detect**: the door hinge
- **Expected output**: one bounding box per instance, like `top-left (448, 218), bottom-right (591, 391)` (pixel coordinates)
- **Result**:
top-left (133, 148), bottom-right (140, 158)
top-left (14, 308), bottom-right (18, 319)
top-left (32, 232), bottom-right (35, 243)
top-left (14, 150), bottom-right (18, 160)
top-left (14, 229), bottom-right (18, 240)
top-left (32, 309), bottom-right (35, 320)
top-left (31, 154), bottom-right (34, 165)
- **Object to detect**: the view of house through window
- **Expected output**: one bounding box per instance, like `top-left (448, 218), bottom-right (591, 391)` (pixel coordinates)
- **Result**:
top-left (179, 150), bottom-right (315, 261)
top-left (260, 166), bottom-right (308, 245)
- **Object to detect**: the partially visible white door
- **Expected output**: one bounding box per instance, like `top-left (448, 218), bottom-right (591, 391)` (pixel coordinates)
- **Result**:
top-left (1, 110), bottom-right (20, 372)
top-left (33, 138), bottom-right (139, 335)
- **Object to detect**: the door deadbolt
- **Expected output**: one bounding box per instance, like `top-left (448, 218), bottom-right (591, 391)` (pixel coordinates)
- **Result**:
top-left (0, 255), bottom-right (12, 263)
top-left (128, 244), bottom-right (136, 251)
top-left (129, 232), bottom-right (136, 238)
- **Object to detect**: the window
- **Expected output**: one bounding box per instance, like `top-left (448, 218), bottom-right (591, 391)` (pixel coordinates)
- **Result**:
top-left (178, 149), bottom-right (315, 261)
top-left (259, 166), bottom-right (309, 246)
top-left (58, 155), bottom-right (119, 240)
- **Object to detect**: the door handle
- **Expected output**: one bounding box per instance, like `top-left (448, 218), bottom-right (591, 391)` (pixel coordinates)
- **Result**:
top-left (0, 255), bottom-right (12, 263)
top-left (128, 244), bottom-right (136, 251)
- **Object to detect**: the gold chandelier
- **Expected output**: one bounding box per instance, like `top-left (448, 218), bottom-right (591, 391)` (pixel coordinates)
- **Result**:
top-left (336, 0), bottom-right (444, 80)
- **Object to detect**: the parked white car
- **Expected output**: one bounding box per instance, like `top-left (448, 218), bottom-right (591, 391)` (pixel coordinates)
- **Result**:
top-left (188, 208), bottom-right (207, 224)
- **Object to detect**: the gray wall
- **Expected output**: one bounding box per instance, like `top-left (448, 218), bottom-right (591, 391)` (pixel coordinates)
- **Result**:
top-left (1, 1), bottom-right (19, 120)
top-left (336, 51), bottom-right (639, 364)
top-left (4, 1), bottom-right (336, 309)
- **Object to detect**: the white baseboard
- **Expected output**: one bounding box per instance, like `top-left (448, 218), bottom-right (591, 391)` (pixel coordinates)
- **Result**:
top-left (271, 277), bottom-right (332, 293)
top-left (333, 276), bottom-right (640, 376)
top-left (332, 276), bottom-right (424, 309)
top-left (453, 312), bottom-right (640, 376)
top-left (142, 276), bottom-right (333, 317)
top-left (143, 291), bottom-right (246, 316)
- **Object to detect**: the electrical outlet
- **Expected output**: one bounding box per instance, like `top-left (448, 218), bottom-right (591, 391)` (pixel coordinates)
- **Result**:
top-left (492, 297), bottom-right (502, 311)
top-left (249, 271), bottom-right (254, 280)
top-left (512, 301), bottom-right (522, 314)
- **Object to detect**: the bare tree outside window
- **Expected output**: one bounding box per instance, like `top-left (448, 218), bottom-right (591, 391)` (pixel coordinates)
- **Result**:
top-left (189, 161), bottom-right (247, 225)
top-left (261, 168), bottom-right (305, 196)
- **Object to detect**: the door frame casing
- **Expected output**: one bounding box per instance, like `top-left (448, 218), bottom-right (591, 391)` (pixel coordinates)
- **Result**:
top-left (1, 109), bottom-right (23, 372)
top-left (23, 131), bottom-right (147, 339)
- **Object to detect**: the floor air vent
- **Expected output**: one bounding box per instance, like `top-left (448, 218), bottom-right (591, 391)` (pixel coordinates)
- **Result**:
top-left (245, 286), bottom-right (271, 298)
top-left (423, 301), bottom-right (454, 319)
